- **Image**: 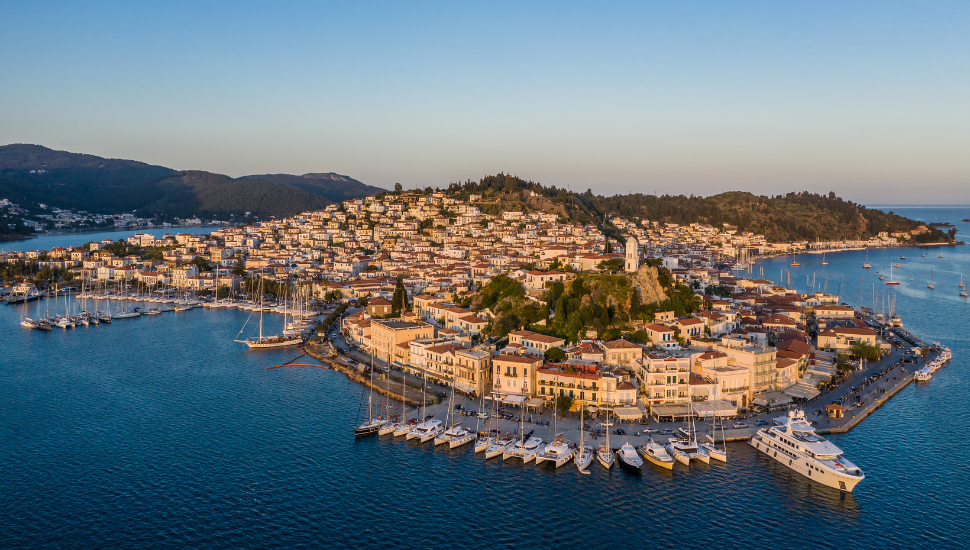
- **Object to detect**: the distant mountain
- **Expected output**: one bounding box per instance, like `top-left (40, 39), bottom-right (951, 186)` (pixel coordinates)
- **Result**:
top-left (0, 144), bottom-right (380, 219)
top-left (237, 172), bottom-right (385, 203)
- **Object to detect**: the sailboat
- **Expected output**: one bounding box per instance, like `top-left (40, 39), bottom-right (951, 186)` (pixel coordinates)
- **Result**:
top-left (928, 268), bottom-right (935, 289)
top-left (474, 390), bottom-right (495, 453)
top-left (434, 381), bottom-right (475, 448)
top-left (353, 352), bottom-right (388, 436)
top-left (596, 406), bottom-right (615, 469)
top-left (863, 249), bottom-right (871, 269)
top-left (502, 402), bottom-right (544, 462)
top-left (235, 277), bottom-right (303, 348)
top-left (378, 364), bottom-right (403, 436)
top-left (789, 247), bottom-right (800, 267)
top-left (821, 251), bottom-right (828, 265)
top-left (699, 379), bottom-right (727, 462)
top-left (575, 402), bottom-right (593, 473)
top-left (885, 264), bottom-right (900, 285)
top-left (535, 388), bottom-right (576, 467)
top-left (482, 396), bottom-right (515, 458)
top-left (960, 274), bottom-right (968, 297)
top-left (407, 370), bottom-right (443, 443)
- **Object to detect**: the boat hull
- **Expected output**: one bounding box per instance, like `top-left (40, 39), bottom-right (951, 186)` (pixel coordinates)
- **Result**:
top-left (749, 435), bottom-right (864, 492)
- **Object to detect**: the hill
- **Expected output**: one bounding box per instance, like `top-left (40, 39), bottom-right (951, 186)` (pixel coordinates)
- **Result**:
top-left (0, 144), bottom-right (380, 219)
top-left (237, 173), bottom-right (384, 203)
top-left (443, 174), bottom-right (950, 243)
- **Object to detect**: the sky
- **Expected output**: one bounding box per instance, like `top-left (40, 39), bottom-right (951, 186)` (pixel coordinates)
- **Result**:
top-left (1, 1), bottom-right (968, 203)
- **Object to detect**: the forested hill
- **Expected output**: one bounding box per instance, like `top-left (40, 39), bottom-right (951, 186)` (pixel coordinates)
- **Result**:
top-left (443, 174), bottom-right (950, 243)
top-left (237, 173), bottom-right (384, 204)
top-left (0, 144), bottom-right (381, 219)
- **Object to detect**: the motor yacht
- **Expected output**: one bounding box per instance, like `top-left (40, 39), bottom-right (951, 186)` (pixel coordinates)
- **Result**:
top-left (637, 439), bottom-right (675, 470)
top-left (749, 409), bottom-right (865, 492)
top-left (914, 368), bottom-right (932, 381)
top-left (617, 442), bottom-right (643, 475)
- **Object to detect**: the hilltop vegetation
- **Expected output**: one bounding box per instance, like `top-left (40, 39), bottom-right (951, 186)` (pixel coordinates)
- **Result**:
top-left (443, 174), bottom-right (948, 243)
top-left (0, 144), bottom-right (383, 219)
top-left (478, 266), bottom-right (698, 344)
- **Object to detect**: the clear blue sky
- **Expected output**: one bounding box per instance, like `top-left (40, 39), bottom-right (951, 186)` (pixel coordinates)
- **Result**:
top-left (1, 1), bottom-right (967, 203)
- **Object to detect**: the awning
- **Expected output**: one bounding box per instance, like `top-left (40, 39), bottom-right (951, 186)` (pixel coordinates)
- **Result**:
top-left (613, 406), bottom-right (643, 420)
top-left (692, 400), bottom-right (738, 418)
top-left (753, 391), bottom-right (793, 408)
top-left (454, 379), bottom-right (475, 393)
top-left (649, 404), bottom-right (693, 418)
top-left (503, 395), bottom-right (525, 404)
top-left (524, 397), bottom-right (546, 408)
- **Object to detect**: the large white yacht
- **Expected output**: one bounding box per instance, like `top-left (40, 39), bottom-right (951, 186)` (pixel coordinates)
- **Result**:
top-left (749, 409), bottom-right (865, 492)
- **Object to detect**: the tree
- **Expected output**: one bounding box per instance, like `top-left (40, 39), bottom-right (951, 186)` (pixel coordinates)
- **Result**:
top-left (191, 256), bottom-right (211, 272)
top-left (604, 240), bottom-right (613, 254)
top-left (232, 256), bottom-right (246, 276)
top-left (630, 329), bottom-right (650, 344)
top-left (849, 341), bottom-right (881, 361)
top-left (394, 182), bottom-right (403, 193)
top-left (597, 258), bottom-right (625, 272)
top-left (544, 347), bottom-right (567, 363)
top-left (555, 394), bottom-right (574, 418)
top-left (391, 277), bottom-right (407, 313)
top-left (357, 295), bottom-right (369, 308)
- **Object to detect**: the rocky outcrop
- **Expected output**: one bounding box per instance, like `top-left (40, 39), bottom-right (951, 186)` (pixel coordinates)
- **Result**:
top-left (631, 266), bottom-right (668, 305)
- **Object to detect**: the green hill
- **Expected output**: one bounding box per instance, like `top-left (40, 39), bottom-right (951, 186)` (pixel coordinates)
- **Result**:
top-left (0, 144), bottom-right (380, 219)
top-left (445, 174), bottom-right (951, 243)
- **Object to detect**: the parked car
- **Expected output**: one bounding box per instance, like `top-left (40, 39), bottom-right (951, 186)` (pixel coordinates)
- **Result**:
top-left (733, 422), bottom-right (748, 429)
top-left (755, 420), bottom-right (769, 426)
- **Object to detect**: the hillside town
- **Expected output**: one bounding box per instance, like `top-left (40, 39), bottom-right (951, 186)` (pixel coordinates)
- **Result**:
top-left (3, 190), bottom-right (926, 421)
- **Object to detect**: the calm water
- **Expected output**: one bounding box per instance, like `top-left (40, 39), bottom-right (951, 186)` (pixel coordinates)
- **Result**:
top-left (1, 226), bottom-right (227, 253)
top-left (1, 209), bottom-right (968, 549)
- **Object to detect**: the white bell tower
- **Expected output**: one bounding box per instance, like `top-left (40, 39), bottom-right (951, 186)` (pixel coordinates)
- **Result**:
top-left (625, 236), bottom-right (639, 272)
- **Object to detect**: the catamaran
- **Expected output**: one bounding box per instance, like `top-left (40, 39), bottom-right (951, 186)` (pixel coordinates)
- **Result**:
top-left (407, 370), bottom-right (443, 443)
top-left (434, 382), bottom-right (475, 448)
top-left (502, 405), bottom-right (544, 462)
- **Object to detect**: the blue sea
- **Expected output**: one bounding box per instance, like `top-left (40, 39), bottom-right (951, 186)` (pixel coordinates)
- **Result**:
top-left (0, 207), bottom-right (967, 549)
